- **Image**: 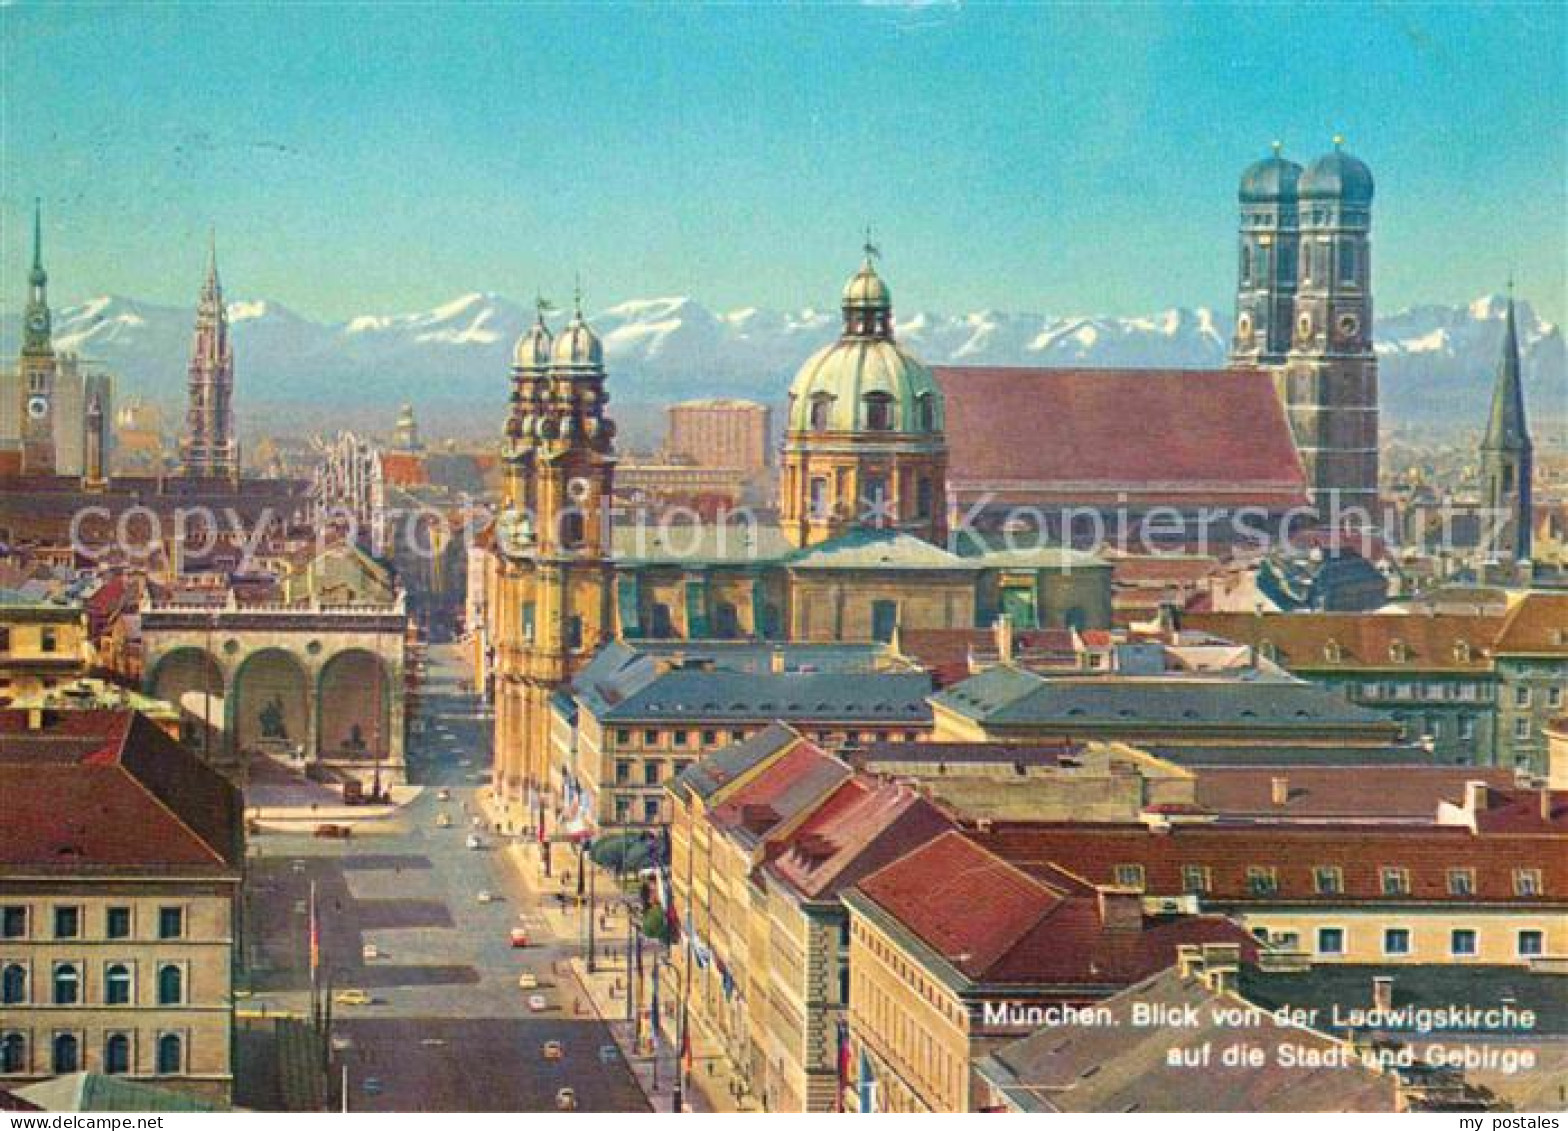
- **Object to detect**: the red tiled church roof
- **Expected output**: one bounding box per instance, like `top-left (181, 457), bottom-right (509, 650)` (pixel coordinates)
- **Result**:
top-left (933, 367), bottom-right (1308, 508)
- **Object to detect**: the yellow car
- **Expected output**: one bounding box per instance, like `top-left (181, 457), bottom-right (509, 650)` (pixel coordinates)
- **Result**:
top-left (333, 989), bottom-right (372, 1006)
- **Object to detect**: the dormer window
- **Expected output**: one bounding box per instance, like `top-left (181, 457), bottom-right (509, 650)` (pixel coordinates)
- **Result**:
top-left (1389, 641), bottom-right (1410, 663)
top-left (864, 392), bottom-right (894, 432)
top-left (1323, 640), bottom-right (1343, 663)
top-left (809, 394), bottom-right (833, 432)
top-left (915, 392), bottom-right (935, 432)
top-left (1453, 640), bottom-right (1472, 663)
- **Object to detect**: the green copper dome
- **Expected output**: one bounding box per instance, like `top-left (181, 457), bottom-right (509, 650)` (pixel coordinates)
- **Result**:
top-left (786, 254), bottom-right (943, 436)
top-left (1239, 146), bottom-right (1302, 204)
top-left (1300, 143), bottom-right (1374, 203)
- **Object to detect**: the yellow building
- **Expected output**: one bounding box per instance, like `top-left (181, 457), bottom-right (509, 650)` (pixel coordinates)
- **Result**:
top-left (0, 592), bottom-right (90, 702)
top-left (0, 710), bottom-right (243, 1104)
top-left (485, 258), bottom-right (1112, 828)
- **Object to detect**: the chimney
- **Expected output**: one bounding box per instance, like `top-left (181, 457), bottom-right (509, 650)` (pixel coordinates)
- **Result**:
top-left (1199, 944), bottom-right (1241, 993)
top-left (1270, 776), bottom-right (1290, 807)
top-left (1542, 788), bottom-right (1555, 824)
top-left (994, 614), bottom-right (1015, 663)
top-left (1372, 976), bottom-right (1393, 1012)
top-left (1096, 886), bottom-right (1143, 934)
top-left (1464, 779), bottom-right (1490, 815)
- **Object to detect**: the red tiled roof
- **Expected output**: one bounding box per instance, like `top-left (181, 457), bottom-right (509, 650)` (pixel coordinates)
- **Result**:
top-left (708, 739), bottom-right (850, 843)
top-left (1493, 593), bottom-right (1568, 653)
top-left (767, 777), bottom-right (952, 900)
top-left (1182, 611), bottom-right (1503, 672)
top-left (1193, 765), bottom-right (1517, 821)
top-left (380, 452), bottom-right (429, 487)
top-left (974, 821), bottom-right (1567, 904)
top-left (934, 367), bottom-right (1308, 508)
top-left (0, 710), bottom-right (242, 875)
top-left (855, 830), bottom-right (1256, 985)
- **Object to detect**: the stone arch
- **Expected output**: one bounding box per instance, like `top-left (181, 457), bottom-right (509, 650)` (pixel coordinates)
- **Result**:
top-left (146, 648), bottom-right (225, 751)
top-left (231, 648), bottom-right (311, 761)
top-left (316, 648), bottom-right (392, 761)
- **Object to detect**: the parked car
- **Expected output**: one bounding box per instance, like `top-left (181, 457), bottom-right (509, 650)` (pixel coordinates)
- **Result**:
top-left (510, 927), bottom-right (531, 948)
top-left (527, 994), bottom-right (548, 1012)
top-left (314, 823), bottom-right (353, 839)
top-left (333, 989), bottom-right (372, 1006)
top-left (466, 834), bottom-right (484, 850)
top-left (555, 1088), bottom-right (577, 1111)
top-left (542, 1040), bottom-right (564, 1061)
top-left (476, 890), bottom-right (495, 904)
top-left (361, 943), bottom-right (380, 961)
top-left (599, 1044), bottom-right (619, 1064)
top-left (517, 972), bottom-right (538, 990)
top-left (437, 789), bottom-right (451, 802)
top-left (436, 813), bottom-right (452, 828)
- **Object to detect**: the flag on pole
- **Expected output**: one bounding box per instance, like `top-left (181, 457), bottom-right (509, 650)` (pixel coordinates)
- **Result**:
top-left (835, 1020), bottom-right (852, 1112)
top-left (858, 1048), bottom-right (878, 1114)
top-left (308, 880), bottom-right (321, 977)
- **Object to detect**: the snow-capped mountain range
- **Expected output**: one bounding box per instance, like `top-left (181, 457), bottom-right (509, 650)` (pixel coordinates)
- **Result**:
top-left (2, 291), bottom-right (1561, 442)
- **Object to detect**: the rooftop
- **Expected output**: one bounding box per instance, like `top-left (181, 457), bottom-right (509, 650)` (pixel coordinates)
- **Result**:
top-left (0, 709), bottom-right (243, 875)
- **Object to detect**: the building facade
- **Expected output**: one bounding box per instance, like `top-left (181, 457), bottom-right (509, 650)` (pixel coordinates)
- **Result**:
top-left (0, 711), bottom-right (243, 1103)
top-left (0, 593), bottom-right (90, 701)
top-left (666, 398), bottom-right (771, 473)
top-left (1480, 292), bottom-right (1533, 565)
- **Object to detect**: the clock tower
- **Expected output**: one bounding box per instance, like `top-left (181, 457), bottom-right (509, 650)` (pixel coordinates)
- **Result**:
top-left (19, 199), bottom-right (57, 476)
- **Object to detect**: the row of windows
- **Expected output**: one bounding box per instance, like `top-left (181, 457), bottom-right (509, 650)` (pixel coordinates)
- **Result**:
top-left (610, 727), bottom-right (924, 753)
top-left (1117, 864), bottom-right (1546, 899)
top-left (0, 626), bottom-right (60, 653)
top-left (0, 1030), bottom-right (185, 1076)
top-left (1289, 927), bottom-right (1545, 959)
top-left (1358, 680), bottom-right (1490, 703)
top-left (800, 391), bottom-right (937, 433)
top-left (1, 962), bottom-right (185, 1006)
top-left (1, 905), bottom-right (185, 941)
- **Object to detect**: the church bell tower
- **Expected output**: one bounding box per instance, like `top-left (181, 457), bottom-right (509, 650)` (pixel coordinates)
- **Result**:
top-left (19, 199), bottom-right (58, 476)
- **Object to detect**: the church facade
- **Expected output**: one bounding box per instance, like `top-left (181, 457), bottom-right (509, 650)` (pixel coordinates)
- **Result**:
top-left (483, 262), bottom-right (1111, 811)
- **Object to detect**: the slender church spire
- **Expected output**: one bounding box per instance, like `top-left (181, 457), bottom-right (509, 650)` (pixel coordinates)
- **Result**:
top-left (1480, 285), bottom-right (1533, 563)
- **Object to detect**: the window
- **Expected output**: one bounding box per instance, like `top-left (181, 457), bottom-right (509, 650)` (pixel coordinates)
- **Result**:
top-left (808, 477), bottom-right (830, 520)
top-left (1313, 866), bottom-right (1343, 895)
top-left (520, 602), bottom-right (536, 643)
top-left (701, 730), bottom-right (717, 746)
top-left (614, 761), bottom-right (631, 785)
top-left (1337, 240), bottom-right (1359, 285)
top-left (643, 762), bottom-right (661, 786)
top-left (1246, 867), bottom-right (1278, 896)
top-left (106, 907), bottom-right (131, 940)
top-left (1515, 686), bottom-right (1532, 708)
top-left (730, 730), bottom-right (746, 742)
top-left (1316, 927), bottom-right (1345, 956)
top-left (672, 730), bottom-right (689, 748)
top-left (53, 964), bottom-right (80, 1005)
top-left (559, 510), bottom-right (586, 549)
top-left (871, 600), bottom-right (899, 645)
top-left (1450, 929), bottom-right (1477, 957)
top-left (1, 964), bottom-right (24, 1005)
top-left (614, 797), bottom-right (631, 825)
top-left (1514, 718), bottom-right (1532, 740)
top-left (1514, 869), bottom-right (1543, 896)
top-left (615, 729), bottom-right (631, 746)
top-left (40, 628), bottom-right (57, 654)
top-left (104, 1033), bottom-right (131, 1075)
top-left (0, 1032), bottom-right (24, 1074)
top-left (714, 602), bottom-right (740, 640)
top-left (52, 1033), bottom-right (79, 1074)
top-left (864, 392), bottom-right (894, 431)
top-left (158, 907), bottom-right (184, 941)
top-left (105, 964), bottom-right (132, 1006)
top-left (156, 1033), bottom-right (182, 1075)
top-left (642, 798), bottom-right (661, 824)
top-left (1181, 865), bottom-right (1210, 894)
top-left (649, 603), bottom-right (674, 639)
top-left (809, 394), bottom-right (833, 432)
top-left (1458, 715), bottom-right (1475, 741)
top-left (1, 906), bottom-right (24, 939)
top-left (0, 628), bottom-right (9, 654)
top-left (1114, 864), bottom-right (1146, 890)
top-left (564, 615), bottom-right (583, 651)
top-left (157, 964), bottom-right (183, 1006)
top-left (1380, 867), bottom-right (1410, 896)
top-left (860, 474), bottom-right (888, 519)
top-left (54, 906), bottom-right (80, 939)
top-left (1519, 930), bottom-right (1544, 957)
top-left (915, 477), bottom-right (934, 519)
top-left (643, 729), bottom-right (659, 747)
top-left (915, 393), bottom-right (935, 432)
top-left (838, 964), bottom-right (851, 1005)
top-left (1383, 928), bottom-right (1411, 955)
top-left (1549, 687), bottom-right (1563, 709)
top-left (1448, 868), bottom-right (1475, 896)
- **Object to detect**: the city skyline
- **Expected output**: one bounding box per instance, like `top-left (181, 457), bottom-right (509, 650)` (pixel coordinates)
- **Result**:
top-left (3, 3), bottom-right (1565, 324)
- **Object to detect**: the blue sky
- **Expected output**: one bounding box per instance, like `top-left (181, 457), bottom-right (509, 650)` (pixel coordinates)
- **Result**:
top-left (3, 2), bottom-right (1564, 322)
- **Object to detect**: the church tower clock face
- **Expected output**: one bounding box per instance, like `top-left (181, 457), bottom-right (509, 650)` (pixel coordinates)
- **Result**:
top-left (1336, 312), bottom-right (1361, 341)
top-left (26, 395), bottom-right (49, 420)
top-left (1236, 311), bottom-right (1254, 345)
